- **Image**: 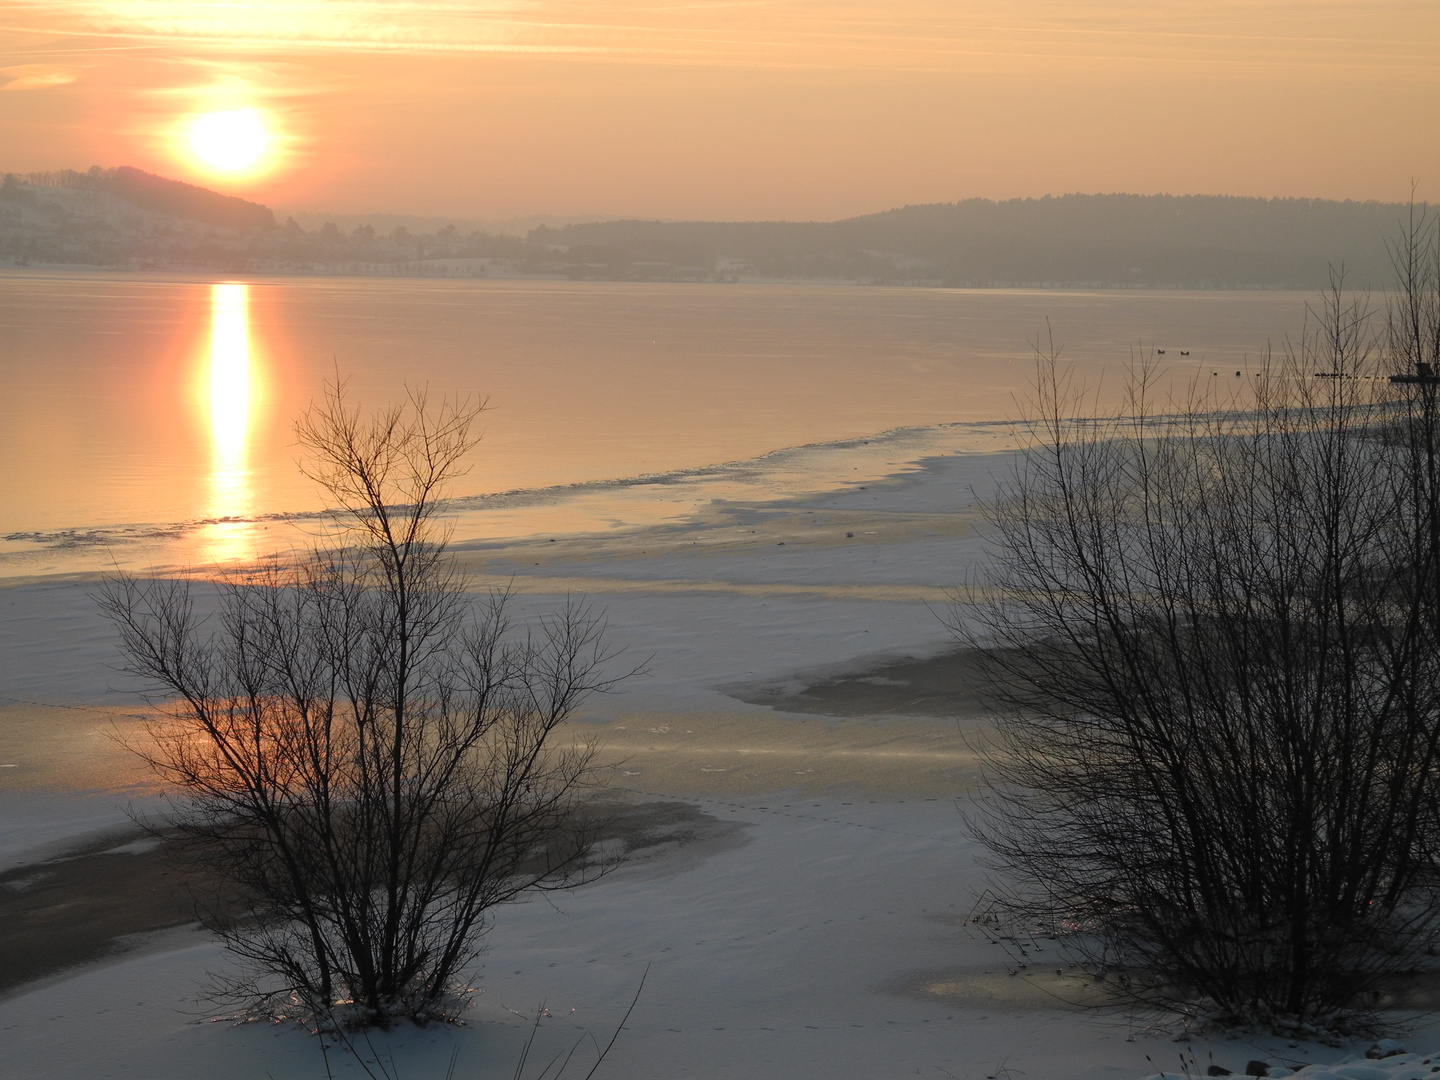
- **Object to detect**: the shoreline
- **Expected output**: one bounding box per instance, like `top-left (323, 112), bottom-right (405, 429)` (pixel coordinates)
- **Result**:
top-left (0, 421), bottom-right (1020, 580)
top-left (0, 265), bottom-right (1316, 292)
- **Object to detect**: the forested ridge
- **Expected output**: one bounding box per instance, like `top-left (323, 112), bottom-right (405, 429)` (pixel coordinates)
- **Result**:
top-left (0, 167), bottom-right (1413, 288)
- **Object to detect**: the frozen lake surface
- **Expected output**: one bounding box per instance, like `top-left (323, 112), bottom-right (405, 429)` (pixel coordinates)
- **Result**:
top-left (0, 271), bottom-right (1308, 573)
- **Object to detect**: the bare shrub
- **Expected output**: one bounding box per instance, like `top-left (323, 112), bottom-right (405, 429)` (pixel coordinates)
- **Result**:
top-left (100, 383), bottom-right (626, 1026)
top-left (961, 218), bottom-right (1440, 1028)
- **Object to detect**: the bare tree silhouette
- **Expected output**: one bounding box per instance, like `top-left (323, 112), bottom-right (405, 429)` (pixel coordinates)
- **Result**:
top-left (101, 382), bottom-right (627, 1027)
top-left (962, 212), bottom-right (1440, 1028)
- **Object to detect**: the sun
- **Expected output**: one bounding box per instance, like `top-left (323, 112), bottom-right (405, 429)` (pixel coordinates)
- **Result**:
top-left (186, 108), bottom-right (272, 174)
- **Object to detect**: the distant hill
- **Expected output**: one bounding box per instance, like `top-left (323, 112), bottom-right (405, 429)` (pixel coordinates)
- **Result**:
top-left (530, 194), bottom-right (1412, 290)
top-left (0, 171), bottom-right (1419, 288)
top-left (0, 166), bottom-right (278, 270)
top-left (18, 166), bottom-right (274, 229)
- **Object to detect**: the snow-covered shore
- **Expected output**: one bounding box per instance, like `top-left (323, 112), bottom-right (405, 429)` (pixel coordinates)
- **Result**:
top-left (2, 445), bottom-right (1436, 1079)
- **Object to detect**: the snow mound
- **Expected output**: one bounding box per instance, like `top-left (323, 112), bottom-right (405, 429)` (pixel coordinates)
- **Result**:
top-left (1148, 1044), bottom-right (1440, 1080)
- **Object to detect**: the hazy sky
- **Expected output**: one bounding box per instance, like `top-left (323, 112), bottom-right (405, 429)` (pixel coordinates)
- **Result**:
top-left (1, 1), bottom-right (1437, 221)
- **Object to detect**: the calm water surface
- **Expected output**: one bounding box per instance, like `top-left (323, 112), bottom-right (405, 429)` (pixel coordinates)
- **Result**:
top-left (0, 272), bottom-right (1313, 566)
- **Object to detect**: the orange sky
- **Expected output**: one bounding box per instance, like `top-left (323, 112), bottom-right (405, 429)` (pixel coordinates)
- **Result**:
top-left (1, 1), bottom-right (1437, 221)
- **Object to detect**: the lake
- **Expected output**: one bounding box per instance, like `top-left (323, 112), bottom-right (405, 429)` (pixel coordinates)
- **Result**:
top-left (0, 271), bottom-right (1316, 571)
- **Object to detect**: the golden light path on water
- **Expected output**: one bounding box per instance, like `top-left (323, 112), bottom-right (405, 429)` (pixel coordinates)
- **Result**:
top-left (206, 282), bottom-right (253, 563)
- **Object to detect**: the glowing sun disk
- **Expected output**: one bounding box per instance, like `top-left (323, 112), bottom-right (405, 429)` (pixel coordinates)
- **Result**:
top-left (188, 109), bottom-right (271, 173)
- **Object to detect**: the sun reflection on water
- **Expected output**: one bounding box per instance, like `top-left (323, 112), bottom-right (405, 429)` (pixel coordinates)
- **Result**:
top-left (206, 282), bottom-right (254, 562)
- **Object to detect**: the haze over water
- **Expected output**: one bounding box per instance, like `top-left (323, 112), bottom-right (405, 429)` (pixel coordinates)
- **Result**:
top-left (1, 271), bottom-right (1311, 571)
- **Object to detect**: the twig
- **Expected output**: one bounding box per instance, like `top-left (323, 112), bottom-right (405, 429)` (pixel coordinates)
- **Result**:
top-left (581, 964), bottom-right (649, 1080)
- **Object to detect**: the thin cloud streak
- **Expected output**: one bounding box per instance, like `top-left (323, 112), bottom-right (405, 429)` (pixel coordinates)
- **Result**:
top-left (0, 63), bottom-right (78, 88)
top-left (2, 0), bottom-right (1435, 75)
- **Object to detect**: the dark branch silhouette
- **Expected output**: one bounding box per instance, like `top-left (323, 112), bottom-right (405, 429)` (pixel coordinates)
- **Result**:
top-left (100, 381), bottom-right (627, 1027)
